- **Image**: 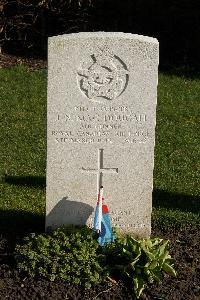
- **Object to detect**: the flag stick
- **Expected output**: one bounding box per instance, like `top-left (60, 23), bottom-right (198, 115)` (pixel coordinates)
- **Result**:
top-left (97, 186), bottom-right (103, 233)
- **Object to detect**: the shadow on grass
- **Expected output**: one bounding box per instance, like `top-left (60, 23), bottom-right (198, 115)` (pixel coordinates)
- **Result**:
top-left (2, 175), bottom-right (45, 188)
top-left (153, 189), bottom-right (200, 214)
top-left (0, 210), bottom-right (44, 256)
top-left (0, 209), bottom-right (44, 234)
top-left (159, 66), bottom-right (200, 79)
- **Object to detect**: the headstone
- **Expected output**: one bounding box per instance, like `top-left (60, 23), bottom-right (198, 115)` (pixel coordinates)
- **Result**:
top-left (46, 32), bottom-right (159, 237)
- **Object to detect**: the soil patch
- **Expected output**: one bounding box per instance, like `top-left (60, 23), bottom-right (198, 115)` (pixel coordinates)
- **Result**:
top-left (0, 52), bottom-right (47, 70)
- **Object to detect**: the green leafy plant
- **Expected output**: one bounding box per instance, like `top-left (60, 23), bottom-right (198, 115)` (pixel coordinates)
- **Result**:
top-left (104, 235), bottom-right (177, 298)
top-left (15, 226), bottom-right (108, 288)
top-left (15, 226), bottom-right (176, 297)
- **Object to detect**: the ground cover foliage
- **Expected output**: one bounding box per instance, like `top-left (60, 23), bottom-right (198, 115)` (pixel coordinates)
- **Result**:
top-left (0, 65), bottom-right (199, 298)
top-left (15, 226), bottom-right (108, 288)
top-left (1, 0), bottom-right (200, 69)
top-left (15, 226), bottom-right (176, 298)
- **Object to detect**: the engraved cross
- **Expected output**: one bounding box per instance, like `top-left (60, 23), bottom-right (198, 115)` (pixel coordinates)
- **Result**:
top-left (82, 148), bottom-right (118, 194)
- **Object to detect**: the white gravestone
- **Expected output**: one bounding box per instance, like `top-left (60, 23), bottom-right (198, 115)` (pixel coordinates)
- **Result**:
top-left (46, 32), bottom-right (159, 237)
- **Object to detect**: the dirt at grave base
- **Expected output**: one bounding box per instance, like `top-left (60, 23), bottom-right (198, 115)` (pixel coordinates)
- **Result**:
top-left (0, 226), bottom-right (199, 300)
top-left (0, 52), bottom-right (47, 70)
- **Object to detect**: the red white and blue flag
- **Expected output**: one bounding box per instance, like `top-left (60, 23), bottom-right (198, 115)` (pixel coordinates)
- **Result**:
top-left (93, 186), bottom-right (114, 246)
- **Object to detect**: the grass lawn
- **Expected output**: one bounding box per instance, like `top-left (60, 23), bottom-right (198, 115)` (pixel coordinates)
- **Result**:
top-left (0, 66), bottom-right (199, 232)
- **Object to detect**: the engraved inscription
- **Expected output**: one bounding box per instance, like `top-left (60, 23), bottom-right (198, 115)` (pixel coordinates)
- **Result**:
top-left (77, 47), bottom-right (129, 101)
top-left (114, 223), bottom-right (146, 229)
top-left (52, 105), bottom-right (150, 145)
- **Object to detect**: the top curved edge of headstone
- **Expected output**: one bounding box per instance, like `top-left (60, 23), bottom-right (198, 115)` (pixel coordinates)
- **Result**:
top-left (48, 32), bottom-right (159, 44)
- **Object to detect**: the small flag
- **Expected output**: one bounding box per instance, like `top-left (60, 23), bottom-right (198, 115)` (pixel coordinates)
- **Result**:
top-left (93, 186), bottom-right (115, 246)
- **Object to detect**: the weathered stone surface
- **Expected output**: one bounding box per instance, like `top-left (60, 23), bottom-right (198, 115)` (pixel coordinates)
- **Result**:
top-left (46, 32), bottom-right (159, 237)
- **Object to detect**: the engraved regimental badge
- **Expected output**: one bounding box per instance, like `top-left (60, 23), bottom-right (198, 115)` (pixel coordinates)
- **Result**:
top-left (77, 47), bottom-right (129, 101)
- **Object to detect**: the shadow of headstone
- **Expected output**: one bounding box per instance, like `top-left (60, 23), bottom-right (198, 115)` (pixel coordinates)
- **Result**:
top-left (0, 209), bottom-right (44, 234)
top-left (153, 189), bottom-right (200, 214)
top-left (46, 197), bottom-right (94, 230)
top-left (2, 175), bottom-right (45, 188)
